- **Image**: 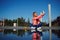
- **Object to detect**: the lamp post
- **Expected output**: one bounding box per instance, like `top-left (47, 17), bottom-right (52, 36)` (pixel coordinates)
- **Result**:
top-left (48, 4), bottom-right (52, 40)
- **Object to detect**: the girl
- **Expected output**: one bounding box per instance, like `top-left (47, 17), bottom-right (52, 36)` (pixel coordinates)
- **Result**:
top-left (32, 11), bottom-right (45, 40)
top-left (32, 11), bottom-right (45, 27)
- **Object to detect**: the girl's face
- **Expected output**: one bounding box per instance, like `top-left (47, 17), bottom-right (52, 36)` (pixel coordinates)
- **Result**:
top-left (34, 13), bottom-right (37, 17)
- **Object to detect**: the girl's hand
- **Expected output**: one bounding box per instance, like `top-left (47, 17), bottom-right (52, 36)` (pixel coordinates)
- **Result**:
top-left (40, 10), bottom-right (45, 15)
top-left (42, 10), bottom-right (45, 14)
top-left (40, 11), bottom-right (45, 16)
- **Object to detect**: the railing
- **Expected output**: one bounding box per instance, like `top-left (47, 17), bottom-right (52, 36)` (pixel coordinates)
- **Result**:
top-left (0, 26), bottom-right (60, 30)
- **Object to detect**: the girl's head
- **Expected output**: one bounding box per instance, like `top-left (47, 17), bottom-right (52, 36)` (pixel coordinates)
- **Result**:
top-left (33, 12), bottom-right (37, 17)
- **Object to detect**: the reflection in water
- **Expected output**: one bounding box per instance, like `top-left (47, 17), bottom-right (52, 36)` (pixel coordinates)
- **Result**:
top-left (3, 29), bottom-right (60, 38)
top-left (52, 30), bottom-right (60, 38)
top-left (4, 29), bottom-right (17, 36)
top-left (3, 29), bottom-right (31, 37)
top-left (0, 29), bottom-right (60, 40)
top-left (4, 29), bottom-right (28, 37)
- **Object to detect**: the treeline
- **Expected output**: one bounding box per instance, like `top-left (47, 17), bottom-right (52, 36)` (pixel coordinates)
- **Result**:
top-left (52, 16), bottom-right (60, 26)
top-left (0, 17), bottom-right (30, 27)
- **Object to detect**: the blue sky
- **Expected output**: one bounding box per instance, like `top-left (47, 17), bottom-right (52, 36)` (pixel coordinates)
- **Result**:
top-left (0, 0), bottom-right (60, 23)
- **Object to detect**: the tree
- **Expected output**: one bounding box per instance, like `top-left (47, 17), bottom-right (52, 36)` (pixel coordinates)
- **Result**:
top-left (52, 16), bottom-right (60, 26)
top-left (17, 17), bottom-right (25, 26)
top-left (4, 19), bottom-right (13, 26)
top-left (27, 18), bottom-right (30, 26)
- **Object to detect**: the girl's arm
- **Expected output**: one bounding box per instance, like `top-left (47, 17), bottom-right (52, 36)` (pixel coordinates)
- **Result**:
top-left (33, 13), bottom-right (45, 19)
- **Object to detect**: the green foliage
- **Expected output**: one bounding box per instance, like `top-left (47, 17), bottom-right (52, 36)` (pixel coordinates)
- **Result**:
top-left (52, 16), bottom-right (60, 26)
top-left (2, 17), bottom-right (30, 26)
top-left (17, 17), bottom-right (26, 26)
top-left (4, 19), bottom-right (13, 26)
top-left (27, 18), bottom-right (30, 26)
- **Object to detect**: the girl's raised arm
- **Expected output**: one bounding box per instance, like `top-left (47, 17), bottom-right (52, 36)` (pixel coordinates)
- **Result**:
top-left (33, 13), bottom-right (45, 19)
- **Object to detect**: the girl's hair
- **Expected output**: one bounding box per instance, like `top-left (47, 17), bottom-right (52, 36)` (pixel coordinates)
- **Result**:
top-left (33, 12), bottom-right (36, 17)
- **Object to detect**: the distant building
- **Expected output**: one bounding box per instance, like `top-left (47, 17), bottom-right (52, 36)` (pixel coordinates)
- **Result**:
top-left (13, 23), bottom-right (17, 27)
